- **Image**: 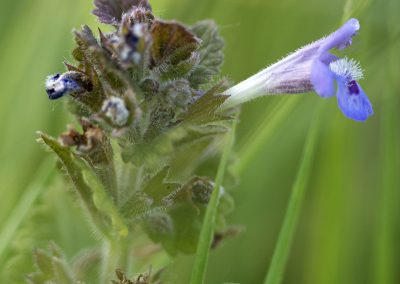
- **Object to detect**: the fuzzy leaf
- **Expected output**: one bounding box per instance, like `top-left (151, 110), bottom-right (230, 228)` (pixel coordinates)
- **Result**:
top-left (93, 0), bottom-right (151, 25)
top-left (71, 26), bottom-right (107, 111)
top-left (173, 125), bottom-right (228, 148)
top-left (152, 202), bottom-right (203, 255)
top-left (51, 257), bottom-right (75, 284)
top-left (120, 192), bottom-right (153, 221)
top-left (37, 132), bottom-right (93, 207)
top-left (152, 53), bottom-right (200, 81)
top-left (151, 20), bottom-right (200, 66)
top-left (30, 244), bottom-right (76, 284)
top-left (168, 136), bottom-right (217, 182)
top-left (47, 242), bottom-right (65, 260)
top-left (179, 81), bottom-right (230, 125)
top-left (190, 20), bottom-right (224, 87)
top-left (60, 120), bottom-right (118, 202)
top-left (143, 176), bottom-right (234, 255)
top-left (74, 25), bottom-right (99, 72)
top-left (80, 162), bottom-right (129, 237)
top-left (26, 272), bottom-right (47, 284)
top-left (33, 249), bottom-right (53, 277)
top-left (37, 132), bottom-right (110, 236)
top-left (142, 212), bottom-right (174, 242)
top-left (142, 167), bottom-right (180, 205)
top-left (73, 26), bottom-right (104, 82)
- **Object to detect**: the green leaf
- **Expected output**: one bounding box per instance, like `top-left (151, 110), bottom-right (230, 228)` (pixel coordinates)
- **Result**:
top-left (121, 167), bottom-right (181, 224)
top-left (33, 249), bottom-right (53, 277)
top-left (174, 125), bottom-right (228, 148)
top-left (51, 257), bottom-right (75, 284)
top-left (142, 167), bottom-right (180, 205)
top-left (80, 162), bottom-right (129, 238)
top-left (26, 272), bottom-right (47, 284)
top-left (37, 132), bottom-right (109, 237)
top-left (168, 203), bottom-right (204, 255)
top-left (167, 137), bottom-right (215, 183)
top-left (150, 20), bottom-right (200, 80)
top-left (151, 20), bottom-right (200, 66)
top-left (179, 80), bottom-right (230, 125)
top-left (142, 175), bottom-right (234, 255)
top-left (152, 53), bottom-right (200, 81)
top-left (59, 121), bottom-right (118, 203)
top-left (30, 243), bottom-right (75, 284)
top-left (37, 132), bottom-right (93, 209)
top-left (189, 20), bottom-right (224, 88)
top-left (120, 191), bottom-right (153, 221)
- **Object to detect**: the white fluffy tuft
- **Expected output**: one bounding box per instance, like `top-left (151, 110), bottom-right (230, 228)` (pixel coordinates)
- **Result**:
top-left (329, 57), bottom-right (364, 81)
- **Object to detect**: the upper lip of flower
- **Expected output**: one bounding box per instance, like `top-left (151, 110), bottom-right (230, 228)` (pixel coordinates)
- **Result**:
top-left (309, 18), bottom-right (373, 122)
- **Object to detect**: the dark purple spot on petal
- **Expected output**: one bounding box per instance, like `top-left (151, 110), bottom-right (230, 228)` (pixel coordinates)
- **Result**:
top-left (52, 73), bottom-right (60, 80)
top-left (46, 88), bottom-right (56, 95)
top-left (126, 32), bottom-right (139, 49)
top-left (348, 80), bottom-right (359, 95)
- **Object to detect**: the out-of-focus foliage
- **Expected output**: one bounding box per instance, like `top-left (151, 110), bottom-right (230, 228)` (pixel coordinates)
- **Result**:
top-left (0, 0), bottom-right (399, 283)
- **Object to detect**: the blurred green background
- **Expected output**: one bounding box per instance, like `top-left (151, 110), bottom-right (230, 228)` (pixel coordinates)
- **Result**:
top-left (0, 0), bottom-right (399, 283)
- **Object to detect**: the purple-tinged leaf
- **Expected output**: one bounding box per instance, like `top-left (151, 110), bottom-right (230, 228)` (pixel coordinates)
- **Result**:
top-left (93, 0), bottom-right (151, 25)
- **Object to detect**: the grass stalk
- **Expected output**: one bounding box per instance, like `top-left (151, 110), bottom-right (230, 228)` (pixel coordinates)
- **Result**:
top-left (189, 119), bottom-right (238, 284)
top-left (373, 34), bottom-right (399, 284)
top-left (263, 105), bottom-right (321, 284)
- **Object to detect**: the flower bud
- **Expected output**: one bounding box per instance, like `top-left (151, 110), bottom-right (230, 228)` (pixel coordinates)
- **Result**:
top-left (189, 177), bottom-right (214, 205)
top-left (45, 71), bottom-right (91, 100)
top-left (101, 97), bottom-right (130, 127)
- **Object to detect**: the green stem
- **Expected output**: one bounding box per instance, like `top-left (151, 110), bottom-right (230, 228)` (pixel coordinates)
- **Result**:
top-left (120, 240), bottom-right (134, 276)
top-left (100, 239), bottom-right (121, 284)
top-left (189, 119), bottom-right (238, 284)
top-left (99, 236), bottom-right (133, 283)
top-left (264, 105), bottom-right (321, 284)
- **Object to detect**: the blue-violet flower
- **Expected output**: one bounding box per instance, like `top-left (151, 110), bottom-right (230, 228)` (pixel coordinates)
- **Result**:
top-left (221, 18), bottom-right (373, 121)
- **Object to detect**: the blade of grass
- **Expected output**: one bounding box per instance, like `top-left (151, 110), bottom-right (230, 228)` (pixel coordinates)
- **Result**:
top-left (0, 157), bottom-right (57, 265)
top-left (189, 118), bottom-right (238, 284)
top-left (373, 27), bottom-right (400, 284)
top-left (234, 96), bottom-right (300, 175)
top-left (263, 103), bottom-right (322, 284)
top-left (373, 83), bottom-right (397, 284)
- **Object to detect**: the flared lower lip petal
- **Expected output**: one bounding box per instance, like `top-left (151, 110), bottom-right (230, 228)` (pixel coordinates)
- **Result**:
top-left (336, 79), bottom-right (373, 121)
